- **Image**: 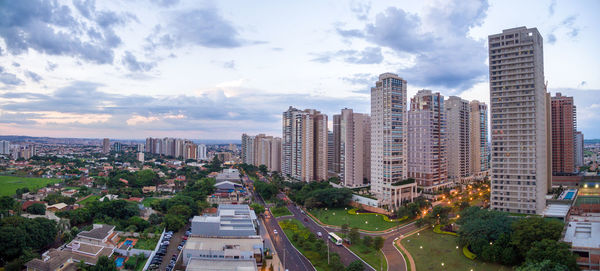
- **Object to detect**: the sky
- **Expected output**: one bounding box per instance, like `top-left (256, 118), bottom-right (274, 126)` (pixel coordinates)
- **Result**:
top-left (0, 0), bottom-right (599, 140)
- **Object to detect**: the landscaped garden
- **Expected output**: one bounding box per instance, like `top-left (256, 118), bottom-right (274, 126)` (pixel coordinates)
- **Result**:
top-left (133, 236), bottom-right (159, 250)
top-left (337, 232), bottom-right (387, 270)
top-left (78, 195), bottom-right (100, 205)
top-left (401, 229), bottom-right (510, 271)
top-left (308, 207), bottom-right (407, 231)
top-left (279, 218), bottom-right (360, 271)
top-left (0, 176), bottom-right (61, 196)
top-left (271, 205), bottom-right (292, 217)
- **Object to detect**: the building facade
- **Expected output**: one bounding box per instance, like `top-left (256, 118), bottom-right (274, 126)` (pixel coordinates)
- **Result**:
top-left (370, 73), bottom-right (411, 208)
top-left (575, 131), bottom-right (584, 169)
top-left (281, 107), bottom-right (328, 182)
top-left (470, 100), bottom-right (490, 174)
top-left (489, 27), bottom-right (550, 214)
top-left (334, 108), bottom-right (371, 187)
top-left (102, 138), bottom-right (110, 154)
top-left (0, 140), bottom-right (9, 155)
top-left (408, 90), bottom-right (448, 192)
top-left (446, 96), bottom-right (471, 180)
top-left (551, 93), bottom-right (577, 173)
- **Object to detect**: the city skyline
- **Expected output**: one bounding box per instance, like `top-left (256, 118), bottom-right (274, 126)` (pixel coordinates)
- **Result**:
top-left (0, 0), bottom-right (599, 139)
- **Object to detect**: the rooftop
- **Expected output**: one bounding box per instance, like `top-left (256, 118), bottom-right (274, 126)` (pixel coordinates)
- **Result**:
top-left (185, 258), bottom-right (257, 271)
top-left (542, 204), bottom-right (570, 218)
top-left (78, 224), bottom-right (115, 240)
top-left (184, 236), bottom-right (262, 252)
top-left (563, 221), bottom-right (600, 249)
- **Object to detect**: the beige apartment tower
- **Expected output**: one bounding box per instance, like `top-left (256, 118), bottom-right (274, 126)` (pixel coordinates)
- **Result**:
top-left (489, 27), bottom-right (549, 214)
top-left (282, 107), bottom-right (328, 182)
top-left (371, 73), bottom-right (416, 209)
top-left (334, 108), bottom-right (371, 187)
top-left (446, 96), bottom-right (471, 181)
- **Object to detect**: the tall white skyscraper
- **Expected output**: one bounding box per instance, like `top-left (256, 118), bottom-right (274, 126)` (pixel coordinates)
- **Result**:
top-left (197, 144), bottom-right (208, 160)
top-left (370, 73), bottom-right (416, 209)
top-left (489, 27), bottom-right (550, 214)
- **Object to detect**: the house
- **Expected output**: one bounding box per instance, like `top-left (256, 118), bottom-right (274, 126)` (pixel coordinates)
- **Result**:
top-left (142, 186), bottom-right (156, 193)
top-left (118, 178), bottom-right (129, 185)
top-left (47, 203), bottom-right (68, 212)
top-left (26, 224), bottom-right (119, 271)
top-left (99, 194), bottom-right (118, 202)
top-left (61, 189), bottom-right (77, 198)
top-left (125, 197), bottom-right (143, 203)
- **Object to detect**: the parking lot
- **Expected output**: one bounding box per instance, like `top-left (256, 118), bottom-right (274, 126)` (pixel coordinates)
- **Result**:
top-left (148, 226), bottom-right (190, 271)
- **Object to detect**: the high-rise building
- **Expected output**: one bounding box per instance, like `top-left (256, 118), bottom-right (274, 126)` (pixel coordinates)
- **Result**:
top-left (102, 138), bottom-right (110, 154)
top-left (370, 73), bottom-right (416, 209)
top-left (489, 27), bottom-right (549, 214)
top-left (446, 96), bottom-right (471, 181)
top-left (197, 144), bottom-right (208, 160)
top-left (574, 131), bottom-right (584, 169)
top-left (184, 142), bottom-right (198, 160)
top-left (113, 142), bottom-right (122, 152)
top-left (327, 131), bottom-right (335, 176)
top-left (241, 134), bottom-right (255, 165)
top-left (335, 108), bottom-right (371, 187)
top-left (551, 93), bottom-right (577, 173)
top-left (408, 90), bottom-right (448, 192)
top-left (282, 107), bottom-right (328, 182)
top-left (137, 152), bottom-right (144, 162)
top-left (470, 100), bottom-right (490, 174)
top-left (0, 140), bottom-right (9, 155)
top-left (332, 114), bottom-right (342, 175)
top-left (137, 143), bottom-right (144, 152)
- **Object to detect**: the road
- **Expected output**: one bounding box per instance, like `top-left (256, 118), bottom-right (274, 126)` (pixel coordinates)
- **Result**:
top-left (283, 200), bottom-right (377, 271)
top-left (245, 175), bottom-right (314, 271)
top-left (158, 226), bottom-right (185, 271)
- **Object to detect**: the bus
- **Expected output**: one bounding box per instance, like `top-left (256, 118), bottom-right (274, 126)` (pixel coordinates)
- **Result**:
top-left (328, 232), bottom-right (343, 246)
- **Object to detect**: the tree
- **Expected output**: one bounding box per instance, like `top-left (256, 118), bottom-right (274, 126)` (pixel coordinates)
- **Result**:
top-left (250, 203), bottom-right (265, 216)
top-left (346, 260), bottom-right (365, 271)
top-left (373, 236), bottom-right (385, 251)
top-left (348, 227), bottom-right (360, 245)
top-left (258, 164), bottom-right (268, 175)
top-left (90, 256), bottom-right (117, 271)
top-left (516, 260), bottom-right (569, 271)
top-left (163, 214), bottom-right (185, 231)
top-left (341, 223), bottom-right (349, 235)
top-left (512, 217), bottom-right (564, 256)
top-left (168, 204), bottom-right (193, 218)
top-left (148, 213), bottom-right (162, 225)
top-left (26, 203), bottom-right (46, 215)
top-left (0, 196), bottom-right (15, 210)
top-left (525, 239), bottom-right (578, 271)
top-left (362, 235), bottom-right (373, 248)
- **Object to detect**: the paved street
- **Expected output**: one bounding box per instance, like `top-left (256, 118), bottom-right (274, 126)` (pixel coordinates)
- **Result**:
top-left (245, 175), bottom-right (315, 271)
top-left (158, 226), bottom-right (185, 271)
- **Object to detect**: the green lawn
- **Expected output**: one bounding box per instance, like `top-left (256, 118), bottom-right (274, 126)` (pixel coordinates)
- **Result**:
top-left (133, 237), bottom-right (159, 250)
top-left (345, 239), bottom-right (387, 271)
top-left (142, 197), bottom-right (160, 207)
top-left (0, 176), bottom-right (61, 196)
top-left (271, 206), bottom-right (292, 217)
top-left (309, 208), bottom-right (403, 231)
top-left (78, 195), bottom-right (100, 205)
top-left (401, 229), bottom-right (512, 271)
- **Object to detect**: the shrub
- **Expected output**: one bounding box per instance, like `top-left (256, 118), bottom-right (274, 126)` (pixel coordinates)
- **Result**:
top-left (463, 245), bottom-right (477, 260)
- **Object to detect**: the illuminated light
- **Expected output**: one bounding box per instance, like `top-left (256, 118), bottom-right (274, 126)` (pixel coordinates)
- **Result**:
top-left (442, 263), bottom-right (445, 266)
top-left (420, 246), bottom-right (423, 249)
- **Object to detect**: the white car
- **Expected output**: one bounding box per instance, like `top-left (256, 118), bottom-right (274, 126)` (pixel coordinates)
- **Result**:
top-left (274, 230), bottom-right (278, 234)
top-left (317, 232), bottom-right (322, 237)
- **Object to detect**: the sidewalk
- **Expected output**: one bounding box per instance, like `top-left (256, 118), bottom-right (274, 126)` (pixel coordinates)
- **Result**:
top-left (394, 226), bottom-right (428, 271)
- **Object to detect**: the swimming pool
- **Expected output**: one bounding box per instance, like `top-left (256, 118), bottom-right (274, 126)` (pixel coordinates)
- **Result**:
top-left (115, 257), bottom-right (125, 268)
top-left (564, 191), bottom-right (575, 200)
top-left (124, 240), bottom-right (133, 246)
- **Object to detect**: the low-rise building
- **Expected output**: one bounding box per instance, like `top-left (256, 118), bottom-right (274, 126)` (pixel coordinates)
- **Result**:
top-left (182, 236), bottom-right (263, 267)
top-left (191, 204), bottom-right (258, 237)
top-left (185, 258), bottom-right (257, 271)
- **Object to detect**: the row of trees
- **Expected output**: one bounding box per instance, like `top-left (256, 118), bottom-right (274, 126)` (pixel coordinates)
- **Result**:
top-left (285, 181), bottom-right (353, 208)
top-left (0, 216), bottom-right (58, 269)
top-left (457, 207), bottom-right (577, 270)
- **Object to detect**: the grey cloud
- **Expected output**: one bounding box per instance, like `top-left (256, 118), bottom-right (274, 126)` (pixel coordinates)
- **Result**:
top-left (0, 81), bottom-right (367, 133)
top-left (24, 70), bottom-right (43, 82)
top-left (122, 51), bottom-right (156, 72)
top-left (12, 62), bottom-right (20, 67)
top-left (350, 1), bottom-right (371, 21)
top-left (547, 15), bottom-right (580, 45)
top-left (0, 67), bottom-right (24, 86)
top-left (549, 0), bottom-right (556, 16)
top-left (311, 47), bottom-right (383, 64)
top-left (0, 0), bottom-right (133, 64)
top-left (548, 34), bottom-right (557, 44)
top-left (341, 73), bottom-right (378, 86)
top-left (145, 8), bottom-right (248, 50)
top-left (334, 0), bottom-right (489, 90)
top-left (151, 0), bottom-right (180, 7)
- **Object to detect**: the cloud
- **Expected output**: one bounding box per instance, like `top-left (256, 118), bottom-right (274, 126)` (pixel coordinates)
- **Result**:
top-left (0, 81), bottom-right (367, 136)
top-left (150, 0), bottom-right (180, 7)
top-left (223, 60), bottom-right (236, 69)
top-left (548, 0), bottom-right (556, 16)
top-left (0, 66), bottom-right (24, 86)
top-left (333, 0), bottom-right (489, 90)
top-left (547, 15), bottom-right (580, 44)
top-left (12, 62), bottom-right (20, 67)
top-left (341, 73), bottom-right (378, 93)
top-left (146, 8), bottom-right (246, 50)
top-left (311, 47), bottom-right (383, 64)
top-left (46, 61), bottom-right (58, 71)
top-left (350, 1), bottom-right (371, 21)
top-left (0, 0), bottom-right (133, 64)
top-left (24, 70), bottom-right (43, 82)
top-left (121, 51), bottom-right (156, 72)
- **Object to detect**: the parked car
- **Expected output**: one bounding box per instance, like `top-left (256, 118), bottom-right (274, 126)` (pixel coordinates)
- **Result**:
top-left (317, 232), bottom-right (322, 237)
top-left (274, 230), bottom-right (278, 234)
